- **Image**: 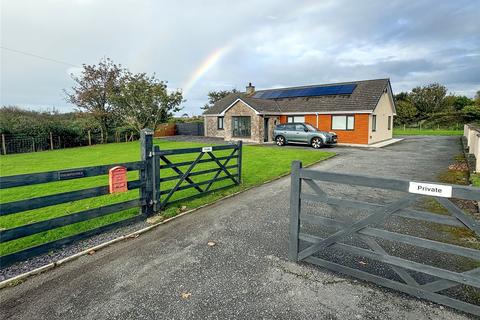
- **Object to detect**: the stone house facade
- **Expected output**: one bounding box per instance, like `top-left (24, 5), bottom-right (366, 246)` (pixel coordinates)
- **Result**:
top-left (205, 99), bottom-right (279, 143)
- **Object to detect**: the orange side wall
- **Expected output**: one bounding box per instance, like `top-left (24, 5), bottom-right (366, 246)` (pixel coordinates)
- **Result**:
top-left (279, 114), bottom-right (369, 144)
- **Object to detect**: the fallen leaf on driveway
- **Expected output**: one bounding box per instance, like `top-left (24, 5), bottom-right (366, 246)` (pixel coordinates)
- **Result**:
top-left (359, 261), bottom-right (367, 266)
top-left (181, 292), bottom-right (192, 299)
top-left (88, 250), bottom-right (95, 255)
top-left (207, 241), bottom-right (216, 247)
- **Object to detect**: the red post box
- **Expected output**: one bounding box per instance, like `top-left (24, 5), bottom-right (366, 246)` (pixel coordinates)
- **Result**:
top-left (109, 166), bottom-right (128, 193)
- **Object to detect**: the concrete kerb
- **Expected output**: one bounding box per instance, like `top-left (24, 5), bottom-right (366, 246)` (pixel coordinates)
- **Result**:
top-left (0, 154), bottom-right (336, 290)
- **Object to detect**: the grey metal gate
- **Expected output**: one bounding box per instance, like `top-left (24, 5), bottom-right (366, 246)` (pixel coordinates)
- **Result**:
top-left (288, 160), bottom-right (480, 316)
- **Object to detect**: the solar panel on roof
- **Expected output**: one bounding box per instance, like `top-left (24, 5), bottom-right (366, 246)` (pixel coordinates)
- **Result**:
top-left (255, 84), bottom-right (356, 99)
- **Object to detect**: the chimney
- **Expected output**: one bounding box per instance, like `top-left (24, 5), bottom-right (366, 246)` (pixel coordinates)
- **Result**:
top-left (246, 82), bottom-right (255, 94)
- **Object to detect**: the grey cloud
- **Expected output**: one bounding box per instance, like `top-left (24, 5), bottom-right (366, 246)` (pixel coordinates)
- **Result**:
top-left (1, 0), bottom-right (479, 116)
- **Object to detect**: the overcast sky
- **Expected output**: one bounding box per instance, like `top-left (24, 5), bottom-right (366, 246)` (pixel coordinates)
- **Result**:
top-left (1, 0), bottom-right (479, 115)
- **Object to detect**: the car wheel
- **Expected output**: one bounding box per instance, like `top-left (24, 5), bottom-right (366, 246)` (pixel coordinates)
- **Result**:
top-left (275, 136), bottom-right (286, 146)
top-left (311, 137), bottom-right (323, 149)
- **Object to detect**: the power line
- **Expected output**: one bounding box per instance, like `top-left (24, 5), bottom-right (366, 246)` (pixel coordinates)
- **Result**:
top-left (0, 46), bottom-right (80, 67)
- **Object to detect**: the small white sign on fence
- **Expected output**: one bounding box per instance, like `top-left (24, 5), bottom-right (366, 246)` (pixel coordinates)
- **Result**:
top-left (408, 182), bottom-right (452, 198)
top-left (202, 146), bottom-right (213, 153)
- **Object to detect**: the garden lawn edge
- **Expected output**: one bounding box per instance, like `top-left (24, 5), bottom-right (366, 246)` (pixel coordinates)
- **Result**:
top-left (0, 155), bottom-right (335, 289)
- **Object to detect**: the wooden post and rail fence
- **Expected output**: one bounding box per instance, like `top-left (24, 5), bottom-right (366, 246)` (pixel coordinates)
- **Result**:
top-left (0, 129), bottom-right (242, 267)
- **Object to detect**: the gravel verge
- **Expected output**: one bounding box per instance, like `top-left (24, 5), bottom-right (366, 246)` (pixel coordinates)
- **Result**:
top-left (0, 218), bottom-right (149, 281)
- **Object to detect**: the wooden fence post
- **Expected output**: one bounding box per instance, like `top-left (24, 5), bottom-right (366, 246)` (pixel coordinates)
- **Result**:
top-left (49, 132), bottom-right (54, 150)
top-left (58, 136), bottom-right (61, 149)
top-left (100, 128), bottom-right (104, 144)
top-left (140, 129), bottom-right (154, 216)
top-left (32, 137), bottom-right (35, 152)
top-left (153, 145), bottom-right (160, 212)
top-left (125, 132), bottom-right (128, 142)
top-left (88, 130), bottom-right (92, 146)
top-left (2, 134), bottom-right (6, 155)
top-left (237, 140), bottom-right (242, 184)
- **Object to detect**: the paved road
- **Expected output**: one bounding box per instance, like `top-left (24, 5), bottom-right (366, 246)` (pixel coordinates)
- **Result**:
top-left (0, 136), bottom-right (472, 320)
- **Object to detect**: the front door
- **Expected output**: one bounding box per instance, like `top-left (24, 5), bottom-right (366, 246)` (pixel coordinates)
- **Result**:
top-left (264, 118), bottom-right (269, 142)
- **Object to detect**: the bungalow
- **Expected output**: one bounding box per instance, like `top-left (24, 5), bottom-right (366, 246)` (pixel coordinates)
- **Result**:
top-left (203, 78), bottom-right (396, 145)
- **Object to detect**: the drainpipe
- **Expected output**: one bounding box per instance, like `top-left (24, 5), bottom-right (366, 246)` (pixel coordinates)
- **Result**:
top-left (316, 113), bottom-right (319, 128)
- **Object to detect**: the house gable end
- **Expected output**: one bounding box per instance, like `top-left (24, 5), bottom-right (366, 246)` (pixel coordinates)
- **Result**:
top-left (220, 98), bottom-right (260, 116)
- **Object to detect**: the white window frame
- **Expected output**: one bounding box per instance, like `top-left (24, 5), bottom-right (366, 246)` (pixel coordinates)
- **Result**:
top-left (217, 116), bottom-right (224, 130)
top-left (332, 115), bottom-right (355, 131)
top-left (287, 115), bottom-right (305, 123)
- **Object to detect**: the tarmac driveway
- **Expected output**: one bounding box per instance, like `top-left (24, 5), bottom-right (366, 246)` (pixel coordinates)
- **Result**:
top-left (0, 136), bottom-right (472, 320)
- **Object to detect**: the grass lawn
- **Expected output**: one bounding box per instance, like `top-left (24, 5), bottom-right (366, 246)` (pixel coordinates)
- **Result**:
top-left (0, 140), bottom-right (334, 257)
top-left (471, 174), bottom-right (480, 187)
top-left (393, 128), bottom-right (463, 136)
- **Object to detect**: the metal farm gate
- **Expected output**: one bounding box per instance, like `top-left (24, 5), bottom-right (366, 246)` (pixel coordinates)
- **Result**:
top-left (288, 161), bottom-right (480, 316)
top-left (0, 129), bottom-right (241, 267)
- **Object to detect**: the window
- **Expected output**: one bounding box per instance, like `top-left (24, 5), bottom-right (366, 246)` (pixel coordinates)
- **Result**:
top-left (287, 116), bottom-right (305, 123)
top-left (372, 115), bottom-right (377, 132)
top-left (332, 115), bottom-right (355, 130)
top-left (295, 124), bottom-right (305, 131)
top-left (285, 124), bottom-right (296, 131)
top-left (388, 116), bottom-right (391, 130)
top-left (217, 117), bottom-right (224, 130)
top-left (305, 124), bottom-right (318, 132)
top-left (232, 116), bottom-right (251, 137)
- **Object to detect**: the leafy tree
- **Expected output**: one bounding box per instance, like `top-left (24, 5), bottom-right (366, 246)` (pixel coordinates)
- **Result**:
top-left (394, 100), bottom-right (418, 125)
top-left (64, 58), bottom-right (124, 141)
top-left (463, 105), bottom-right (480, 123)
top-left (394, 92), bottom-right (409, 102)
top-left (475, 90), bottom-right (480, 107)
top-left (409, 83), bottom-right (447, 118)
top-left (453, 96), bottom-right (473, 110)
top-left (114, 72), bottom-right (183, 132)
top-left (201, 89), bottom-right (238, 111)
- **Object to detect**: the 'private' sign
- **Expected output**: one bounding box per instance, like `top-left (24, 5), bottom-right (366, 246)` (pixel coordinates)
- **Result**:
top-left (408, 182), bottom-right (452, 198)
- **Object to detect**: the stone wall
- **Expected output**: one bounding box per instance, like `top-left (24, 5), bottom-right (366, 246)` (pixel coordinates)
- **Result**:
top-left (204, 101), bottom-right (280, 143)
top-left (224, 100), bottom-right (262, 143)
top-left (204, 116), bottom-right (225, 138)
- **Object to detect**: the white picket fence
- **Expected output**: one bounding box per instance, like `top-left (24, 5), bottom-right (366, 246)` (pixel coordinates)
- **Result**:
top-left (464, 124), bottom-right (480, 172)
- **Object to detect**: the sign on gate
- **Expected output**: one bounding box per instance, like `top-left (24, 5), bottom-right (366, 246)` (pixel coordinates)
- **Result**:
top-left (289, 161), bottom-right (480, 316)
top-left (408, 181), bottom-right (452, 198)
top-left (0, 128), bottom-right (242, 269)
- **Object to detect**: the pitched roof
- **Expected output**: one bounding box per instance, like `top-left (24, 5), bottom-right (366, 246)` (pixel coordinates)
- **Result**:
top-left (203, 78), bottom-right (392, 115)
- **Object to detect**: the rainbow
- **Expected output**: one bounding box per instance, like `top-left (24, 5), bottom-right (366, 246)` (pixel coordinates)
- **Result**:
top-left (182, 45), bottom-right (232, 96)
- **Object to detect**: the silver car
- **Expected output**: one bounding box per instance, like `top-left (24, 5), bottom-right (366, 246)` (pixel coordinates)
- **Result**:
top-left (273, 123), bottom-right (337, 148)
